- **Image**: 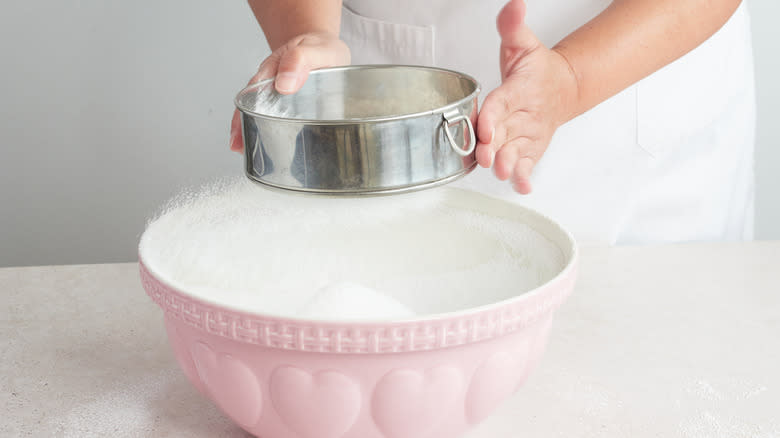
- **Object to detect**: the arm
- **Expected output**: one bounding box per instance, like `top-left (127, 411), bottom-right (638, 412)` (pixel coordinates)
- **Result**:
top-left (247, 0), bottom-right (342, 51)
top-left (477, 0), bottom-right (744, 193)
top-left (554, 0), bottom-right (743, 121)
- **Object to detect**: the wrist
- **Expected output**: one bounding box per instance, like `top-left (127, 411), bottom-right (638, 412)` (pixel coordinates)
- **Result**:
top-left (551, 45), bottom-right (583, 124)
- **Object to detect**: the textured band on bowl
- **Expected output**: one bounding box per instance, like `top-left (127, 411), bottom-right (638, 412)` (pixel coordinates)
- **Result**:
top-left (140, 260), bottom-right (577, 354)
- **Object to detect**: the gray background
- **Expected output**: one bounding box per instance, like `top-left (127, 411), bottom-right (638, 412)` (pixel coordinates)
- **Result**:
top-left (0, 0), bottom-right (777, 267)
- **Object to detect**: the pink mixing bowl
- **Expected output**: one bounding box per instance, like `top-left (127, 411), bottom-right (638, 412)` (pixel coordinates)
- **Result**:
top-left (140, 199), bottom-right (577, 438)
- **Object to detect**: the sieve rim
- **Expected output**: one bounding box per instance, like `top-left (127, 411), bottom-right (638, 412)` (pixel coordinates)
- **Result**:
top-left (233, 64), bottom-right (482, 125)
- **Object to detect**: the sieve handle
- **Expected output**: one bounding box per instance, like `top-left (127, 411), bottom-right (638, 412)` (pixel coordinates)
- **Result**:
top-left (442, 110), bottom-right (476, 157)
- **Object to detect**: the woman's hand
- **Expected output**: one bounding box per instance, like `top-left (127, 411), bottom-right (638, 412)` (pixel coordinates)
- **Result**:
top-left (230, 32), bottom-right (350, 152)
top-left (476, 0), bottom-right (579, 194)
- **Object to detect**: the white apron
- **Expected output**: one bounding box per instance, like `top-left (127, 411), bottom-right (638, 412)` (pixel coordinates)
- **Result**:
top-left (340, 0), bottom-right (756, 245)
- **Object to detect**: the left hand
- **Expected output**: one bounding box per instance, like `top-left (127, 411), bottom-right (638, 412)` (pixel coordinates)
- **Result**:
top-left (476, 0), bottom-right (579, 194)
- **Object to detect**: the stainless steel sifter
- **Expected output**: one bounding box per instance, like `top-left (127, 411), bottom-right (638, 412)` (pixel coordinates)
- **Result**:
top-left (234, 65), bottom-right (480, 196)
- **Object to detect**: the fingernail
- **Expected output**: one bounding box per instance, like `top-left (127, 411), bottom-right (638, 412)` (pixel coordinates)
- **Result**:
top-left (489, 127), bottom-right (495, 144)
top-left (489, 149), bottom-right (496, 167)
top-left (275, 72), bottom-right (298, 93)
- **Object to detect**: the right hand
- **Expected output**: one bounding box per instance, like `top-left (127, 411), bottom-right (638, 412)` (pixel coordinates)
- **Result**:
top-left (230, 32), bottom-right (351, 152)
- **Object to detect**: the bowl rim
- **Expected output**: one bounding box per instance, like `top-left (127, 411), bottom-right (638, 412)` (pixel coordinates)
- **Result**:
top-left (233, 64), bottom-right (482, 125)
top-left (139, 190), bottom-right (579, 354)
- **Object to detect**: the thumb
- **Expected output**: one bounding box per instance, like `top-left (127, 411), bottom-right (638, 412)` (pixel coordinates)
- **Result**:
top-left (249, 55), bottom-right (281, 85)
top-left (497, 0), bottom-right (540, 74)
top-left (274, 40), bottom-right (347, 94)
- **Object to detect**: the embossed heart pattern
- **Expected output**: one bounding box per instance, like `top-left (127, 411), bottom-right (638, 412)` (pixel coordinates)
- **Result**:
top-left (167, 330), bottom-right (553, 438)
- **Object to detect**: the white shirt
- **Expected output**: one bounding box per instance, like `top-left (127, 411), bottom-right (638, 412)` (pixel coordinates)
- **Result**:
top-left (340, 0), bottom-right (756, 245)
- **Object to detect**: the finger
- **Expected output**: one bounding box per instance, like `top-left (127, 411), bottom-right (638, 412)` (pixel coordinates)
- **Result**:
top-left (230, 109), bottom-right (243, 153)
top-left (476, 88), bottom-right (511, 157)
top-left (476, 110), bottom-right (527, 168)
top-left (497, 0), bottom-right (527, 39)
top-left (475, 141), bottom-right (495, 168)
top-left (275, 43), bottom-right (342, 94)
top-left (474, 118), bottom-right (496, 168)
top-left (274, 46), bottom-right (307, 94)
top-left (474, 116), bottom-right (493, 168)
top-left (249, 55), bottom-right (281, 85)
top-left (498, 1), bottom-right (543, 74)
top-left (511, 156), bottom-right (535, 194)
top-left (493, 136), bottom-right (533, 181)
top-left (492, 108), bottom-right (536, 150)
top-left (483, 106), bottom-right (539, 170)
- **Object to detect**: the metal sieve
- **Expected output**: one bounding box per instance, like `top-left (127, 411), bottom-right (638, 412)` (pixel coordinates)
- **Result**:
top-left (234, 65), bottom-right (480, 196)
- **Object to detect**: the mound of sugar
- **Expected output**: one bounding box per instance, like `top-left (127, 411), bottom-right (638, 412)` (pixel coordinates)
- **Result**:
top-left (298, 282), bottom-right (416, 321)
top-left (139, 177), bottom-right (565, 320)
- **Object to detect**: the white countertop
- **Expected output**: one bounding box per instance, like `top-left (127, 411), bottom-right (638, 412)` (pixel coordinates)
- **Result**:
top-left (2, 242), bottom-right (779, 437)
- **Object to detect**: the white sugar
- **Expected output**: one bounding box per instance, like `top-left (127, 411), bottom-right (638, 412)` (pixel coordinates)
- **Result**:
top-left (139, 178), bottom-right (565, 320)
top-left (299, 282), bottom-right (416, 321)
